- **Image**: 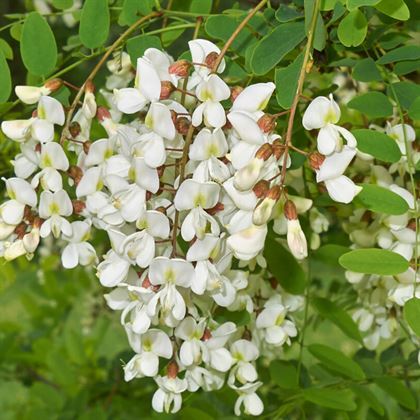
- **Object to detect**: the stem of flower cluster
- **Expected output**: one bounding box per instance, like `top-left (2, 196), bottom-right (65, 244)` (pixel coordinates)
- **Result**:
top-left (279, 0), bottom-right (320, 187)
top-left (60, 11), bottom-right (162, 144)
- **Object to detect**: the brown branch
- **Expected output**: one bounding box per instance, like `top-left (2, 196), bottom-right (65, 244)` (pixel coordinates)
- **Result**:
top-left (211, 0), bottom-right (268, 73)
top-left (60, 11), bottom-right (161, 144)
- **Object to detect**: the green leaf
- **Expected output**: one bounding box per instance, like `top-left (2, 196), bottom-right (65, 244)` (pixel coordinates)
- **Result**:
top-left (387, 81), bottom-right (420, 110)
top-left (339, 249), bottom-right (409, 275)
top-left (350, 384), bottom-right (384, 416)
top-left (180, 407), bottom-right (214, 420)
top-left (21, 12), bottom-right (57, 76)
top-left (0, 39), bottom-right (13, 60)
top-left (347, 0), bottom-right (380, 10)
top-left (0, 52), bottom-right (11, 103)
top-left (79, 0), bottom-right (110, 49)
top-left (305, 0), bottom-right (326, 51)
top-left (312, 297), bottom-right (363, 342)
top-left (375, 0), bottom-right (410, 21)
top-left (52, 0), bottom-right (73, 8)
top-left (264, 237), bottom-right (306, 294)
top-left (377, 45), bottom-right (420, 64)
top-left (347, 92), bottom-right (393, 118)
top-left (337, 10), bottom-right (368, 47)
top-left (408, 96), bottom-right (420, 120)
top-left (308, 344), bottom-right (365, 380)
top-left (303, 388), bottom-right (357, 411)
top-left (250, 22), bottom-right (306, 75)
top-left (10, 22), bottom-right (23, 41)
top-left (126, 35), bottom-right (162, 65)
top-left (374, 377), bottom-right (417, 410)
top-left (356, 184), bottom-right (408, 215)
top-left (353, 58), bottom-right (382, 82)
top-left (190, 0), bottom-right (213, 13)
top-left (394, 59), bottom-right (420, 76)
top-left (269, 360), bottom-right (299, 389)
top-left (275, 53), bottom-right (304, 109)
top-left (161, 23), bottom-right (187, 48)
top-left (403, 298), bottom-right (420, 336)
top-left (352, 129), bottom-right (401, 163)
top-left (275, 4), bottom-right (304, 22)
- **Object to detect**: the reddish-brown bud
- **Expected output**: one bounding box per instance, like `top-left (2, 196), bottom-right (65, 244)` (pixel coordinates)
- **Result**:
top-left (24, 206), bottom-right (35, 224)
top-left (35, 143), bottom-right (42, 153)
top-left (44, 78), bottom-right (62, 92)
top-left (68, 165), bottom-right (83, 184)
top-left (85, 80), bottom-right (95, 93)
top-left (155, 206), bottom-right (167, 214)
top-left (160, 81), bottom-right (175, 100)
top-left (271, 139), bottom-right (284, 160)
top-left (14, 223), bottom-right (27, 239)
top-left (257, 114), bottom-right (277, 133)
top-left (206, 202), bottom-right (224, 216)
top-left (83, 141), bottom-right (91, 155)
top-left (142, 276), bottom-right (159, 292)
top-left (146, 191), bottom-right (152, 201)
top-left (69, 121), bottom-right (81, 138)
top-left (253, 180), bottom-right (270, 199)
top-left (96, 106), bottom-right (111, 121)
top-left (168, 60), bottom-right (191, 78)
top-left (170, 110), bottom-right (178, 125)
top-left (33, 217), bottom-right (43, 229)
top-left (175, 117), bottom-right (191, 136)
top-left (201, 328), bottom-right (212, 341)
top-left (284, 200), bottom-right (298, 221)
top-left (167, 361), bottom-right (179, 379)
top-left (255, 143), bottom-right (273, 161)
top-left (230, 85), bottom-right (243, 102)
top-left (72, 200), bottom-right (86, 214)
top-left (408, 219), bottom-right (417, 231)
top-left (308, 152), bottom-right (325, 170)
top-left (204, 51), bottom-right (219, 69)
top-left (267, 185), bottom-right (281, 201)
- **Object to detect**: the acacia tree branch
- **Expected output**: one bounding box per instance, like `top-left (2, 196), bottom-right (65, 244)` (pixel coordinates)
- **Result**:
top-left (279, 0), bottom-right (321, 187)
top-left (60, 11), bottom-right (162, 143)
top-left (211, 0), bottom-right (268, 73)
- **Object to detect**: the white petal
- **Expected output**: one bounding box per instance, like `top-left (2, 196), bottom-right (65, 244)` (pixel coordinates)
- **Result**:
top-left (324, 175), bottom-right (362, 204)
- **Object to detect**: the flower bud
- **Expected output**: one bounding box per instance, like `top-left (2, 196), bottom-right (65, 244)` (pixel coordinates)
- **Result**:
top-left (167, 361), bottom-right (179, 379)
top-left (308, 152), bottom-right (325, 170)
top-left (85, 80), bottom-right (95, 93)
top-left (142, 275), bottom-right (159, 292)
top-left (68, 165), bottom-right (83, 184)
top-left (23, 227), bottom-right (40, 253)
top-left (24, 206), bottom-right (35, 224)
top-left (4, 240), bottom-right (26, 261)
top-left (253, 186), bottom-right (281, 226)
top-left (253, 180), bottom-right (270, 199)
top-left (175, 117), bottom-right (190, 135)
top-left (286, 218), bottom-right (308, 260)
top-left (160, 81), bottom-right (175, 100)
top-left (14, 222), bottom-right (27, 239)
top-left (33, 217), bottom-right (43, 229)
top-left (72, 199), bottom-right (86, 214)
top-left (96, 106), bottom-right (111, 122)
top-left (168, 60), bottom-right (190, 78)
top-left (255, 143), bottom-right (273, 161)
top-left (204, 51), bottom-right (219, 69)
top-left (257, 114), bottom-right (277, 133)
top-left (408, 219), bottom-right (417, 231)
top-left (201, 328), bottom-right (212, 341)
top-left (83, 141), bottom-right (91, 154)
top-left (284, 200), bottom-right (298, 220)
top-left (230, 85), bottom-right (243, 102)
top-left (69, 121), bottom-right (81, 138)
top-left (271, 139), bottom-right (284, 160)
top-left (44, 78), bottom-right (62, 92)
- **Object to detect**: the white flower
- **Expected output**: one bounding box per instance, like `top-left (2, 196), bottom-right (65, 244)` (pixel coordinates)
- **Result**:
top-left (286, 219), bottom-right (308, 260)
top-left (152, 375), bottom-right (188, 414)
top-left (386, 123), bottom-right (416, 154)
top-left (229, 339), bottom-right (259, 385)
top-left (175, 317), bottom-right (206, 366)
top-left (233, 382), bottom-right (264, 417)
top-left (32, 96), bottom-right (65, 143)
top-left (174, 179), bottom-right (220, 211)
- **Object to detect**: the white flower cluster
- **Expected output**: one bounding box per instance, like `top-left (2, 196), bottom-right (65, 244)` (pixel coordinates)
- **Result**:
top-left (0, 40), bottom-right (324, 416)
top-left (343, 123), bottom-right (419, 351)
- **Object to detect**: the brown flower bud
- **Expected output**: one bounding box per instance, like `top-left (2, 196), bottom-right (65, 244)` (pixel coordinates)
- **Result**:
top-left (167, 361), bottom-right (179, 379)
top-left (85, 80), bottom-right (95, 93)
top-left (168, 60), bottom-right (191, 78)
top-left (160, 81), bottom-right (175, 100)
top-left (284, 200), bottom-right (298, 221)
top-left (257, 114), bottom-right (277, 133)
top-left (14, 222), bottom-right (27, 239)
top-left (96, 106), bottom-right (111, 121)
top-left (24, 206), bottom-right (35, 224)
top-left (267, 185), bottom-right (281, 201)
top-left (35, 143), bottom-right (42, 153)
top-left (204, 51), bottom-right (219, 69)
top-left (170, 110), bottom-right (178, 125)
top-left (271, 139), bottom-right (284, 160)
top-left (255, 143), bottom-right (273, 161)
top-left (69, 121), bottom-right (81, 138)
top-left (201, 328), bottom-right (212, 341)
top-left (242, 329), bottom-right (252, 341)
top-left (206, 202), bottom-right (224, 216)
top-left (83, 141), bottom-right (91, 155)
top-left (308, 152), bottom-right (325, 170)
top-left (72, 200), bottom-right (86, 214)
top-left (68, 165), bottom-right (83, 184)
top-left (269, 277), bottom-right (278, 289)
top-left (253, 180), bottom-right (270, 199)
top-left (33, 217), bottom-right (43, 229)
top-left (230, 85), bottom-right (243, 102)
top-left (155, 206), bottom-right (167, 214)
top-left (175, 117), bottom-right (191, 135)
top-left (408, 219), bottom-right (417, 231)
top-left (142, 275), bottom-right (159, 292)
top-left (44, 78), bottom-right (62, 92)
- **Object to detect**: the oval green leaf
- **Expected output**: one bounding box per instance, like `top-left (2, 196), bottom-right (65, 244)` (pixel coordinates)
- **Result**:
top-left (353, 58), bottom-right (382, 82)
top-left (308, 344), bottom-right (366, 380)
top-left (375, 0), bottom-right (410, 21)
top-left (347, 92), bottom-right (393, 118)
top-left (374, 377), bottom-right (416, 410)
top-left (356, 184), bottom-right (409, 215)
top-left (403, 298), bottom-right (420, 336)
top-left (79, 0), bottom-right (110, 49)
top-left (339, 249), bottom-right (409, 275)
top-left (21, 12), bottom-right (57, 76)
top-left (352, 129), bottom-right (401, 163)
top-left (303, 388), bottom-right (356, 411)
top-left (0, 51), bottom-right (11, 102)
top-left (250, 22), bottom-right (306, 75)
top-left (377, 45), bottom-right (420, 64)
top-left (337, 9), bottom-right (367, 47)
